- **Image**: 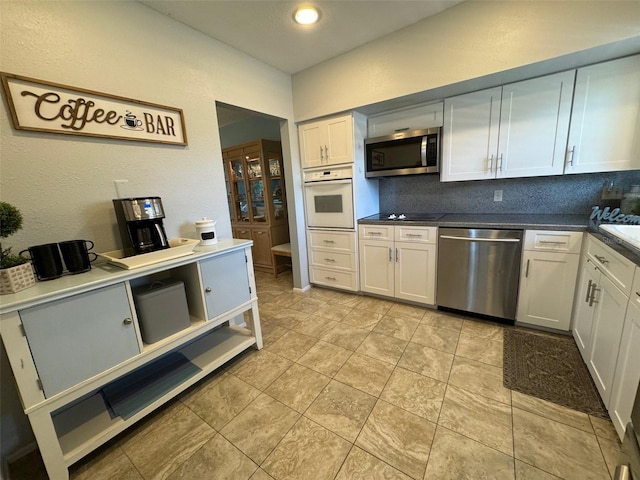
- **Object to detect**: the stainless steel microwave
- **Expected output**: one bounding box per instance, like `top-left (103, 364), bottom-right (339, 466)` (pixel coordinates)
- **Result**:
top-left (365, 127), bottom-right (440, 178)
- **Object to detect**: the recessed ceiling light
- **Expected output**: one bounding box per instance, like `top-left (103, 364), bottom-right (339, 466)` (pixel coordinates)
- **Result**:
top-left (294, 6), bottom-right (320, 25)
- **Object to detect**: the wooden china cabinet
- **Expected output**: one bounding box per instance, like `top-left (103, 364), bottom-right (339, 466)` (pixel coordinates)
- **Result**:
top-left (223, 139), bottom-right (290, 275)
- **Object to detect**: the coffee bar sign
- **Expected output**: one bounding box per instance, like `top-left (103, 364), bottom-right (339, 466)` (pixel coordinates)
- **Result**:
top-left (1, 73), bottom-right (187, 146)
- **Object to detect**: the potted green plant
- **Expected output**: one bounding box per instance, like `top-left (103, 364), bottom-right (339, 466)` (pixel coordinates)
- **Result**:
top-left (0, 202), bottom-right (36, 294)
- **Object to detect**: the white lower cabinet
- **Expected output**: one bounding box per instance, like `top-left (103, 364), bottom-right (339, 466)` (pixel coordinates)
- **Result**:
top-left (307, 229), bottom-right (358, 291)
top-left (516, 230), bottom-right (582, 331)
top-left (0, 241), bottom-right (261, 480)
top-left (608, 268), bottom-right (640, 440)
top-left (572, 234), bottom-right (635, 409)
top-left (359, 225), bottom-right (437, 305)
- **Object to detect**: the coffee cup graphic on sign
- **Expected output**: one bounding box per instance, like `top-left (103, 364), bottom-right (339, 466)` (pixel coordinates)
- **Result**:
top-left (123, 111), bottom-right (142, 128)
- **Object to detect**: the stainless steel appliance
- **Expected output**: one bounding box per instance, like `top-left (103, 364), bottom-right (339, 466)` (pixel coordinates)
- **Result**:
top-left (365, 127), bottom-right (440, 178)
top-left (437, 228), bottom-right (523, 320)
top-left (113, 197), bottom-right (169, 256)
top-left (617, 381), bottom-right (640, 479)
top-left (303, 166), bottom-right (354, 229)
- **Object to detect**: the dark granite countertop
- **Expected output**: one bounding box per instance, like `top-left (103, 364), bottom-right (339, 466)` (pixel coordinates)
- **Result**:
top-left (358, 213), bottom-right (589, 231)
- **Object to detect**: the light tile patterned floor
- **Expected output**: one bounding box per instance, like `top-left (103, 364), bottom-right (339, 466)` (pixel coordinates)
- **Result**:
top-left (10, 271), bottom-right (625, 480)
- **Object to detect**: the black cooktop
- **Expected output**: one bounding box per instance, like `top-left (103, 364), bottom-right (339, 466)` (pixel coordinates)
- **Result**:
top-left (363, 213), bottom-right (446, 221)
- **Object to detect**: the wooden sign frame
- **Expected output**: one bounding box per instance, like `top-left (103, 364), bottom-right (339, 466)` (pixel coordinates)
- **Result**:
top-left (1, 72), bottom-right (188, 146)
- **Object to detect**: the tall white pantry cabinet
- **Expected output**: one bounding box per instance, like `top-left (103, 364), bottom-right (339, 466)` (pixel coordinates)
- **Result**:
top-left (0, 240), bottom-right (262, 480)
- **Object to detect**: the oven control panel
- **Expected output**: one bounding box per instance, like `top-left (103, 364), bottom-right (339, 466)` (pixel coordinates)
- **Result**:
top-left (303, 166), bottom-right (353, 182)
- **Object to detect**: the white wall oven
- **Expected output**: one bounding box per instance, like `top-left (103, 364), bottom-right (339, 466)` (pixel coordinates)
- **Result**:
top-left (303, 166), bottom-right (354, 229)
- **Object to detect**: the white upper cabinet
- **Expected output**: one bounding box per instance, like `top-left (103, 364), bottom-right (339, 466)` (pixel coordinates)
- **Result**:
top-left (442, 86), bottom-right (501, 182)
top-left (299, 114), bottom-right (354, 168)
top-left (367, 102), bottom-right (444, 138)
top-left (565, 55), bottom-right (640, 174)
top-left (442, 71), bottom-right (574, 182)
top-left (498, 71), bottom-right (574, 178)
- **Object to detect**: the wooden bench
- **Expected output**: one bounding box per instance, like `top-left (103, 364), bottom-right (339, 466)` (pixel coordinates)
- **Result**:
top-left (270, 243), bottom-right (292, 276)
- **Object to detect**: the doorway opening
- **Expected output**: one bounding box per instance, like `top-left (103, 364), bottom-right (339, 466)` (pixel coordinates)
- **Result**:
top-left (215, 102), bottom-right (292, 276)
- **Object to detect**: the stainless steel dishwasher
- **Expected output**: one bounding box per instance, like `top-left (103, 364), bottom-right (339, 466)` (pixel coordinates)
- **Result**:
top-left (437, 228), bottom-right (523, 321)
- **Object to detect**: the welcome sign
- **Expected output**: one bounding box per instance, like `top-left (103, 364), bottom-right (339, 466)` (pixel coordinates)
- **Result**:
top-left (1, 73), bottom-right (187, 146)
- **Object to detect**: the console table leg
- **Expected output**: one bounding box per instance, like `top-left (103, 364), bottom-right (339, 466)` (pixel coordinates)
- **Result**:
top-left (28, 409), bottom-right (69, 480)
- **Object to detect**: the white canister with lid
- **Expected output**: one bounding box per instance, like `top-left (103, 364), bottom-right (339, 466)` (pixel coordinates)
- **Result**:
top-left (195, 218), bottom-right (218, 245)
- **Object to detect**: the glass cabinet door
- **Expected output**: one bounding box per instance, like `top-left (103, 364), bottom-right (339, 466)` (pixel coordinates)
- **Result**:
top-left (247, 155), bottom-right (267, 222)
top-left (230, 159), bottom-right (250, 222)
top-left (268, 155), bottom-right (286, 222)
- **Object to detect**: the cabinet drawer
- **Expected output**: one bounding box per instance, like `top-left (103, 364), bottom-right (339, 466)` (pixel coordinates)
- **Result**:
top-left (524, 230), bottom-right (583, 253)
top-left (395, 226), bottom-right (437, 244)
top-left (309, 266), bottom-right (358, 291)
top-left (309, 249), bottom-right (356, 271)
top-left (359, 225), bottom-right (393, 241)
top-left (586, 235), bottom-right (636, 296)
top-left (308, 230), bottom-right (355, 252)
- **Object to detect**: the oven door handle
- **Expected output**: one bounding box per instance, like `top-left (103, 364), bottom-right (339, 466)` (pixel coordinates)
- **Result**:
top-left (304, 179), bottom-right (352, 186)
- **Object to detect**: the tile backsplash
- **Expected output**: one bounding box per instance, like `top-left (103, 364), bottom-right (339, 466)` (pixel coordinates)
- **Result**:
top-left (378, 171), bottom-right (640, 215)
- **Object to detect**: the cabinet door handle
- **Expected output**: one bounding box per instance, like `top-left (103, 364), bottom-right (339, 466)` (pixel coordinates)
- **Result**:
top-left (525, 259), bottom-right (530, 278)
top-left (395, 248), bottom-right (399, 263)
top-left (405, 233), bottom-right (422, 238)
top-left (585, 279), bottom-right (593, 303)
top-left (323, 239), bottom-right (335, 244)
top-left (205, 287), bottom-right (212, 293)
top-left (389, 248), bottom-right (392, 262)
top-left (594, 255), bottom-right (608, 264)
top-left (498, 153), bottom-right (504, 172)
top-left (323, 258), bottom-right (336, 262)
top-left (256, 231), bottom-right (265, 235)
top-left (566, 145), bottom-right (575, 166)
top-left (123, 318), bottom-right (132, 325)
top-left (320, 146), bottom-right (324, 162)
top-left (325, 145), bottom-right (329, 161)
top-left (325, 276), bottom-right (336, 281)
top-left (488, 154), bottom-right (494, 172)
top-left (369, 231), bottom-right (382, 236)
top-left (589, 284), bottom-right (600, 307)
top-left (635, 291), bottom-right (640, 298)
top-left (539, 241), bottom-right (565, 245)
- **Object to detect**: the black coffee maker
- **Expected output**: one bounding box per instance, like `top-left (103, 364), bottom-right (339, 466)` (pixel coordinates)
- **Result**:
top-left (113, 197), bottom-right (169, 257)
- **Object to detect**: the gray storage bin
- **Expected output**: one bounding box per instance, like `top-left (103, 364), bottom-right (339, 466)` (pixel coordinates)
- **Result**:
top-left (132, 279), bottom-right (191, 344)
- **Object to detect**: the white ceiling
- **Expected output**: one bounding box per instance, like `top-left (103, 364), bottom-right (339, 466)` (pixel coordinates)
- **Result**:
top-left (138, 0), bottom-right (463, 75)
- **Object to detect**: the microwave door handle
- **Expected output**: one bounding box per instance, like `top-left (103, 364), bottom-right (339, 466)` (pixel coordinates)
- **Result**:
top-left (421, 136), bottom-right (428, 167)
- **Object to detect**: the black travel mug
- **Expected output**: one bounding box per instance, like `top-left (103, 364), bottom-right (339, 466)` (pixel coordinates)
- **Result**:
top-left (20, 243), bottom-right (63, 281)
top-left (59, 239), bottom-right (97, 274)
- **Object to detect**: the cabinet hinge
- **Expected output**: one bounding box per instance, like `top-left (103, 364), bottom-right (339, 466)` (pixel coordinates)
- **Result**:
top-left (36, 378), bottom-right (44, 391)
top-left (19, 324), bottom-right (26, 337)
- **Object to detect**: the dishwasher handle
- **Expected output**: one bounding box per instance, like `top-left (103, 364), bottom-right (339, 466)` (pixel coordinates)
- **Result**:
top-left (439, 235), bottom-right (521, 243)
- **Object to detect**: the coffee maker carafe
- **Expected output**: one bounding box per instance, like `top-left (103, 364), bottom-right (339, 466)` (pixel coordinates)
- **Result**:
top-left (113, 197), bottom-right (169, 257)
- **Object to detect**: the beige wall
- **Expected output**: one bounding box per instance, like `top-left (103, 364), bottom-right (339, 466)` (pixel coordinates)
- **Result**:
top-left (0, 0), bottom-right (307, 463)
top-left (292, 0), bottom-right (640, 121)
top-left (0, 0), bottom-right (299, 254)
